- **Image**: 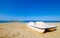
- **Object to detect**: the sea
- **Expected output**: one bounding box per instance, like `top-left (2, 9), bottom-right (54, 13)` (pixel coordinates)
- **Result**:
top-left (0, 20), bottom-right (60, 23)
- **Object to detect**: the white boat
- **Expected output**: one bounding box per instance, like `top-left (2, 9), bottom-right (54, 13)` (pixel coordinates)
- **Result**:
top-left (27, 22), bottom-right (57, 33)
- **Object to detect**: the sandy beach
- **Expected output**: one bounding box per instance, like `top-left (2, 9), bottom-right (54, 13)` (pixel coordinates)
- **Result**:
top-left (0, 22), bottom-right (60, 38)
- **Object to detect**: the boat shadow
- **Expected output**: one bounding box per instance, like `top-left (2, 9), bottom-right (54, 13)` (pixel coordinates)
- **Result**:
top-left (44, 29), bottom-right (57, 33)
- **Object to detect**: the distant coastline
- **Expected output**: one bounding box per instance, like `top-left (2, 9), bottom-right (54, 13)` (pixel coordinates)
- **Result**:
top-left (0, 20), bottom-right (60, 23)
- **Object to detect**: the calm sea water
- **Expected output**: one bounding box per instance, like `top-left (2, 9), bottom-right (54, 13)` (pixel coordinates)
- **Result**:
top-left (0, 21), bottom-right (60, 23)
top-left (0, 21), bottom-right (11, 23)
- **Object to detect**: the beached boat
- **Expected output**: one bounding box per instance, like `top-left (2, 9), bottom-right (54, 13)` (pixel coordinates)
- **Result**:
top-left (27, 22), bottom-right (57, 33)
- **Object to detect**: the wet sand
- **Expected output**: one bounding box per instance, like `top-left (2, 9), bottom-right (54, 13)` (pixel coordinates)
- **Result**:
top-left (0, 22), bottom-right (60, 38)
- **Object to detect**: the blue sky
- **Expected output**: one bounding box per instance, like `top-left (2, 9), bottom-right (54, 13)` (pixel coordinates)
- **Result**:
top-left (0, 0), bottom-right (60, 21)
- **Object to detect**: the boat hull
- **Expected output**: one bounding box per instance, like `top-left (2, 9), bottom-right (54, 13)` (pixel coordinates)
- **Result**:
top-left (27, 25), bottom-right (45, 33)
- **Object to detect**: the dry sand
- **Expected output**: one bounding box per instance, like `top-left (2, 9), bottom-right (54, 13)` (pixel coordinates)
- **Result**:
top-left (0, 22), bottom-right (60, 38)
